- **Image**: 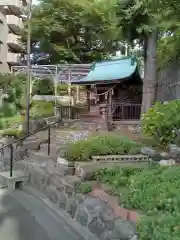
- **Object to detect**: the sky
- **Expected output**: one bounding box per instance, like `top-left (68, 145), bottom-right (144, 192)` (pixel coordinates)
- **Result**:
top-left (32, 0), bottom-right (39, 4)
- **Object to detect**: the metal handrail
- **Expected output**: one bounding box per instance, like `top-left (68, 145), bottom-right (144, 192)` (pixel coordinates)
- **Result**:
top-left (0, 120), bottom-right (60, 177)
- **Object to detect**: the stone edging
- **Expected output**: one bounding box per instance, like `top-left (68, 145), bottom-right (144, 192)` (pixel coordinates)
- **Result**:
top-left (89, 188), bottom-right (139, 223)
top-left (16, 161), bottom-right (138, 240)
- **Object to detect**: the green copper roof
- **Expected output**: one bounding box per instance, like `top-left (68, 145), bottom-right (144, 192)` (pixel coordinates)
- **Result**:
top-left (71, 56), bottom-right (140, 84)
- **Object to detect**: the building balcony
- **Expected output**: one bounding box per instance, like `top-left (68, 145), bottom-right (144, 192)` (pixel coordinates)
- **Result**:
top-left (0, 0), bottom-right (23, 16)
top-left (7, 15), bottom-right (23, 35)
top-left (7, 33), bottom-right (22, 51)
top-left (7, 52), bottom-right (20, 65)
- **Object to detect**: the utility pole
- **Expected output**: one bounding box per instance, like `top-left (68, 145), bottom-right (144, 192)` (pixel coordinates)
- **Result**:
top-left (25, 0), bottom-right (32, 133)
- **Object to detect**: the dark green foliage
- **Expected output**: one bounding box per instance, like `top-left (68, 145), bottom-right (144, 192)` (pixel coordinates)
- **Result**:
top-left (96, 165), bottom-right (180, 240)
top-left (0, 103), bottom-right (17, 117)
top-left (65, 134), bottom-right (141, 161)
top-left (142, 100), bottom-right (180, 145)
top-left (21, 0), bottom-right (120, 63)
top-left (76, 183), bottom-right (92, 194)
top-left (33, 78), bottom-right (54, 95)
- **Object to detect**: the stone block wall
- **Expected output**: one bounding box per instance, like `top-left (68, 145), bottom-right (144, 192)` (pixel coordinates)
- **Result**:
top-left (156, 59), bottom-right (180, 101)
top-left (16, 161), bottom-right (138, 240)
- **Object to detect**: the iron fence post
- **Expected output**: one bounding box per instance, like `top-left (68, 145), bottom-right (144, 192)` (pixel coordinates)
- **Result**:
top-left (10, 144), bottom-right (13, 177)
top-left (48, 126), bottom-right (51, 155)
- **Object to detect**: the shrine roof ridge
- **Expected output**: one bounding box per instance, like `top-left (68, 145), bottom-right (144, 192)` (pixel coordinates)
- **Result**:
top-left (71, 56), bottom-right (140, 84)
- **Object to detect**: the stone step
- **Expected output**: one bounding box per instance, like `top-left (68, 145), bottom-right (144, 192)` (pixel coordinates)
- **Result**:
top-left (0, 170), bottom-right (28, 190)
top-left (28, 150), bottom-right (58, 163)
top-left (40, 143), bottom-right (67, 156)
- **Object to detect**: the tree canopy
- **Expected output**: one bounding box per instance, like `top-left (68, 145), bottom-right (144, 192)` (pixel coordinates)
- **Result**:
top-left (21, 0), bottom-right (180, 112)
top-left (22, 0), bottom-right (121, 63)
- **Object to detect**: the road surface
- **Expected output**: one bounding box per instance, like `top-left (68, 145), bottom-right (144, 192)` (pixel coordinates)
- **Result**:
top-left (0, 189), bottom-right (88, 240)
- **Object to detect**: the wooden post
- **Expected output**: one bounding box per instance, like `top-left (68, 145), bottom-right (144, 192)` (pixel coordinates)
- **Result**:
top-left (108, 90), bottom-right (112, 118)
top-left (87, 87), bottom-right (90, 111)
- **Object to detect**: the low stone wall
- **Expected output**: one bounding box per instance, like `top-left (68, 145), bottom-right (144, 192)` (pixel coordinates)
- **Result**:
top-left (16, 161), bottom-right (138, 240)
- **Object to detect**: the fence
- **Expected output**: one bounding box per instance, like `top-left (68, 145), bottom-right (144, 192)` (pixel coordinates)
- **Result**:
top-left (112, 104), bottom-right (141, 121)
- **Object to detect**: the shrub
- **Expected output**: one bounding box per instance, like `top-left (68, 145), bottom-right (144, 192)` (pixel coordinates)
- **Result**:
top-left (0, 116), bottom-right (21, 130)
top-left (96, 166), bottom-right (180, 239)
top-left (30, 100), bottom-right (54, 118)
top-left (5, 115), bottom-right (22, 127)
top-left (0, 103), bottom-right (16, 117)
top-left (1, 129), bottom-right (24, 138)
top-left (0, 118), bottom-right (6, 130)
top-left (76, 183), bottom-right (92, 194)
top-left (33, 78), bottom-right (54, 95)
top-left (137, 213), bottom-right (180, 240)
top-left (95, 166), bottom-right (149, 195)
top-left (121, 166), bottom-right (180, 213)
top-left (142, 100), bottom-right (180, 145)
top-left (65, 133), bottom-right (141, 161)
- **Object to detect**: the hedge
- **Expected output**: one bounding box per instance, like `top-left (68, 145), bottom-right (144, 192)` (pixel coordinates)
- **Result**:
top-left (65, 133), bottom-right (141, 161)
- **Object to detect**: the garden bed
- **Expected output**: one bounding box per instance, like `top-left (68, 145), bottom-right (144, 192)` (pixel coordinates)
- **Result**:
top-left (65, 133), bottom-right (142, 162)
top-left (91, 165), bottom-right (180, 240)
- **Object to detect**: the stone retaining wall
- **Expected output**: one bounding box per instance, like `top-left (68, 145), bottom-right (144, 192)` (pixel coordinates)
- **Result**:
top-left (16, 161), bottom-right (138, 240)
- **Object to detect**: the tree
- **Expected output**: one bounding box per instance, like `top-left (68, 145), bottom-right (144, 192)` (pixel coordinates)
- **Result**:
top-left (21, 0), bottom-right (120, 63)
top-left (116, 0), bottom-right (180, 113)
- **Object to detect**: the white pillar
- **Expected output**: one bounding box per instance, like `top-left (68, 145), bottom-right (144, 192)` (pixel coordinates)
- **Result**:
top-left (0, 89), bottom-right (3, 107)
top-left (76, 85), bottom-right (80, 103)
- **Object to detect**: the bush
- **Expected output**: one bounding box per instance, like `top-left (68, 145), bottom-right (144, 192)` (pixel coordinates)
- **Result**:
top-left (137, 213), bottom-right (180, 240)
top-left (76, 183), bottom-right (92, 194)
top-left (1, 129), bottom-right (24, 138)
top-left (0, 116), bottom-right (21, 130)
top-left (117, 166), bottom-right (180, 240)
top-left (121, 166), bottom-right (180, 213)
top-left (33, 78), bottom-right (54, 95)
top-left (96, 165), bottom-right (180, 239)
top-left (0, 118), bottom-right (6, 130)
top-left (5, 115), bottom-right (22, 127)
top-left (0, 103), bottom-right (16, 117)
top-left (30, 100), bottom-right (54, 118)
top-left (65, 133), bottom-right (141, 161)
top-left (142, 100), bottom-right (180, 145)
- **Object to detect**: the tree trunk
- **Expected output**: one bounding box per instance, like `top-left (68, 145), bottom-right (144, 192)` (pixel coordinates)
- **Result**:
top-left (141, 29), bottom-right (158, 115)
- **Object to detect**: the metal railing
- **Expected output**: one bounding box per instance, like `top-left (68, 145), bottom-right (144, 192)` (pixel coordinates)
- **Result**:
top-left (0, 120), bottom-right (59, 178)
top-left (112, 103), bottom-right (141, 120)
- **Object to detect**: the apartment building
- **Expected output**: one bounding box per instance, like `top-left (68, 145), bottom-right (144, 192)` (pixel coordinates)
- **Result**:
top-left (0, 0), bottom-right (27, 73)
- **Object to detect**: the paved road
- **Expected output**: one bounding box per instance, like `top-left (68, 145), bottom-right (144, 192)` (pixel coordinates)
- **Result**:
top-left (0, 189), bottom-right (87, 240)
